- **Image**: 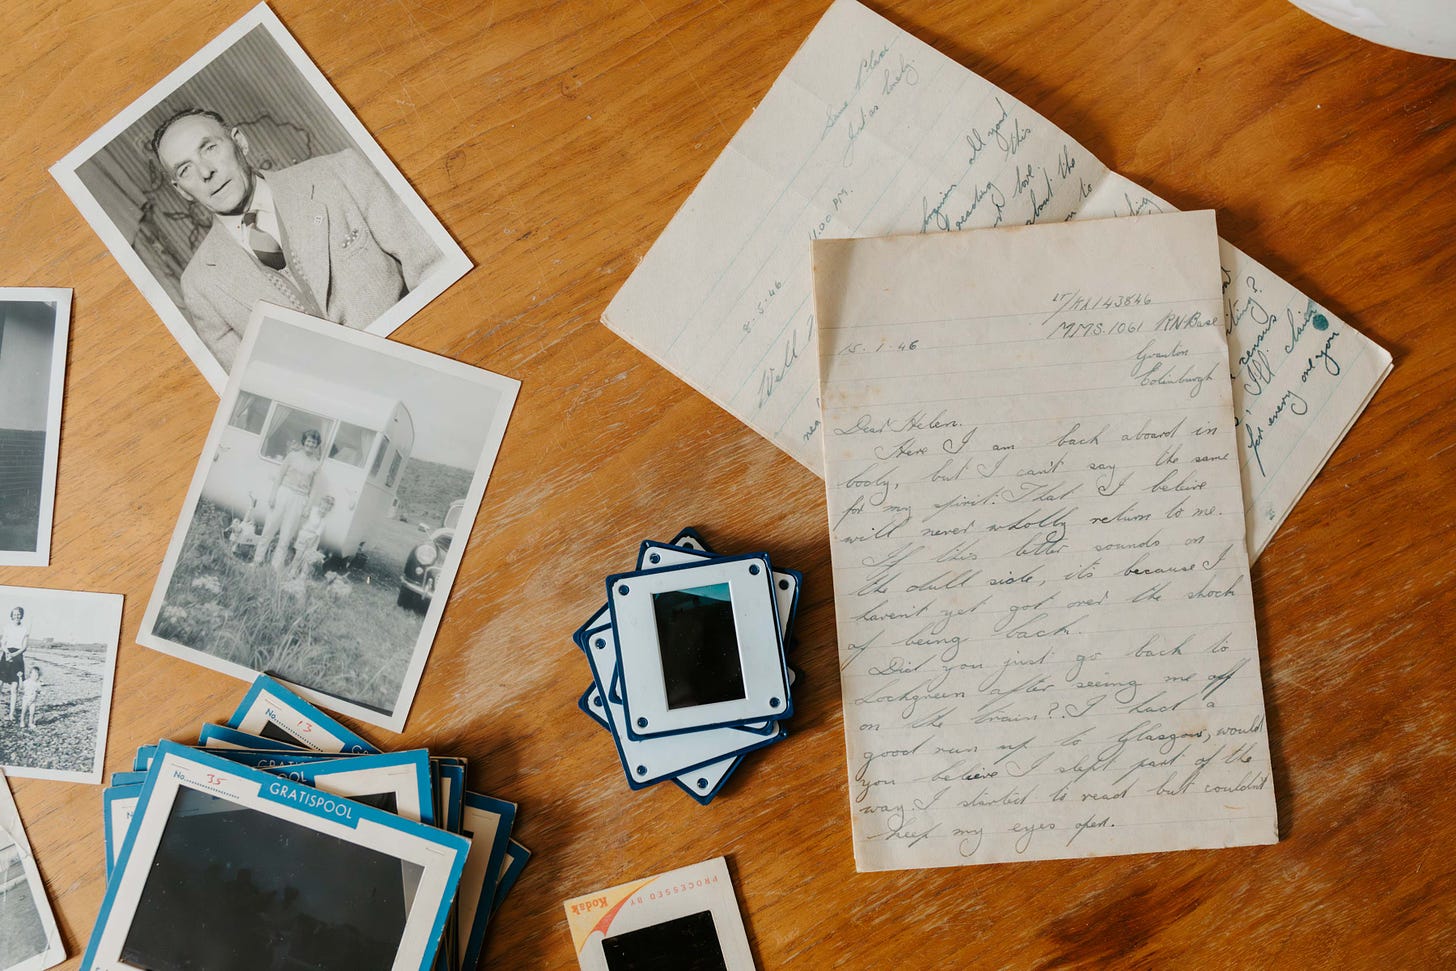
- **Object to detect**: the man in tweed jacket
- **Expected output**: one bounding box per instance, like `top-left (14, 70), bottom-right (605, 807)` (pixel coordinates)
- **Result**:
top-left (153, 108), bottom-right (443, 371)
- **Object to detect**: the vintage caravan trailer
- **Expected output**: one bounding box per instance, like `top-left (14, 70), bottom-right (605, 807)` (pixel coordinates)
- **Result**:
top-left (205, 361), bottom-right (415, 560)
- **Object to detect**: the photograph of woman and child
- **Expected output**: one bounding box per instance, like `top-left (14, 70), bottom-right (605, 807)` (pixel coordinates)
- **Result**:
top-left (141, 307), bottom-right (518, 733)
top-left (234, 427), bottom-right (336, 580)
top-left (0, 587), bottom-right (122, 784)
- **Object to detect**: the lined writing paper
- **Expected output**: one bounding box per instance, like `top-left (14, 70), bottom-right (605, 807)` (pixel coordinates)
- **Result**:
top-left (603, 0), bottom-right (1390, 559)
top-left (815, 212), bottom-right (1278, 869)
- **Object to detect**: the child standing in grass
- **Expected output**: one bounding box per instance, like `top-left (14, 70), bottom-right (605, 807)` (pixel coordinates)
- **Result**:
top-left (286, 495), bottom-right (335, 580)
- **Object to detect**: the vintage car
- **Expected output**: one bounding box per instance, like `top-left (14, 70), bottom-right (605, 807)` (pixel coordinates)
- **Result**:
top-left (207, 360), bottom-right (415, 563)
top-left (399, 499), bottom-right (464, 611)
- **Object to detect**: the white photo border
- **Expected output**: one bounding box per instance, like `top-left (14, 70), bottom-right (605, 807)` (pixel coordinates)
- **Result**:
top-left (0, 289), bottom-right (71, 568)
top-left (49, 3), bottom-right (471, 394)
top-left (0, 770), bottom-right (66, 971)
top-left (136, 303), bottom-right (519, 732)
top-left (0, 586), bottom-right (122, 785)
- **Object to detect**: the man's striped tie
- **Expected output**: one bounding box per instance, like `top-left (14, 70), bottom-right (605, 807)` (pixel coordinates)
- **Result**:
top-left (241, 210), bottom-right (286, 271)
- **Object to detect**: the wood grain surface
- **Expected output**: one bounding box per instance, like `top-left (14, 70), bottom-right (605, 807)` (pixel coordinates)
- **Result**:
top-left (1, 0), bottom-right (1453, 967)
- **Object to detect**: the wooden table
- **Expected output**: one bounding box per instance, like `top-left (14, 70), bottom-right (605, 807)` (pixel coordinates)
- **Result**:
top-left (2, 0), bottom-right (1453, 966)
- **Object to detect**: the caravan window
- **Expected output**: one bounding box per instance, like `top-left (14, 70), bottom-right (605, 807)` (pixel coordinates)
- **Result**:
top-left (261, 406), bottom-right (334, 461)
top-left (228, 392), bottom-right (270, 434)
top-left (386, 452), bottom-right (404, 488)
top-left (370, 435), bottom-right (392, 480)
top-left (329, 422), bottom-right (376, 469)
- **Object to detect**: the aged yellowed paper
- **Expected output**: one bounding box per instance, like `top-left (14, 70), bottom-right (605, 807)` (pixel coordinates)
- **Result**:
top-left (604, 0), bottom-right (1390, 559)
top-left (815, 212), bottom-right (1277, 869)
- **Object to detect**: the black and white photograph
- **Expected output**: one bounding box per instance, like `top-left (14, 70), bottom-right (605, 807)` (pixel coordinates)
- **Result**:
top-left (49, 4), bottom-right (470, 393)
top-left (0, 290), bottom-right (70, 569)
top-left (138, 304), bottom-right (518, 732)
top-left (0, 770), bottom-right (66, 971)
top-left (0, 586), bottom-right (123, 785)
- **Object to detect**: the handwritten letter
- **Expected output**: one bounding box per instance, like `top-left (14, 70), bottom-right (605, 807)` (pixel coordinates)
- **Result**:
top-left (816, 212), bottom-right (1278, 869)
top-left (603, 0), bottom-right (1390, 559)
top-left (1076, 173), bottom-right (1392, 557)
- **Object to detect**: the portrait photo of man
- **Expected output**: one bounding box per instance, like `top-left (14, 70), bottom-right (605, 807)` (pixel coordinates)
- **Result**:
top-left (153, 108), bottom-right (443, 371)
top-left (53, 10), bottom-right (470, 391)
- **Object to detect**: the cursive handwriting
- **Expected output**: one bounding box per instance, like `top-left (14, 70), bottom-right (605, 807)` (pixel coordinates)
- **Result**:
top-left (823, 212), bottom-right (1276, 866)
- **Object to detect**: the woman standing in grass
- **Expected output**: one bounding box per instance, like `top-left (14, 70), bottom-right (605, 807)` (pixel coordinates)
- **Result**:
top-left (254, 430), bottom-right (324, 572)
top-left (0, 607), bottom-right (29, 723)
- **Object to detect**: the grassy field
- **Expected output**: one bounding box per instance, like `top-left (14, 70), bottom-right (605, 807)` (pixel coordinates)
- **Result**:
top-left (154, 501), bottom-right (427, 715)
top-left (395, 459), bottom-right (473, 527)
top-left (0, 642), bottom-right (107, 775)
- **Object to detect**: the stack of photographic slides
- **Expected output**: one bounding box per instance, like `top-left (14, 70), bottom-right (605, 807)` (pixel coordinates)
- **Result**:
top-left (93, 675), bottom-right (528, 971)
top-left (573, 529), bottom-right (802, 804)
top-left (563, 856), bottom-right (755, 970)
